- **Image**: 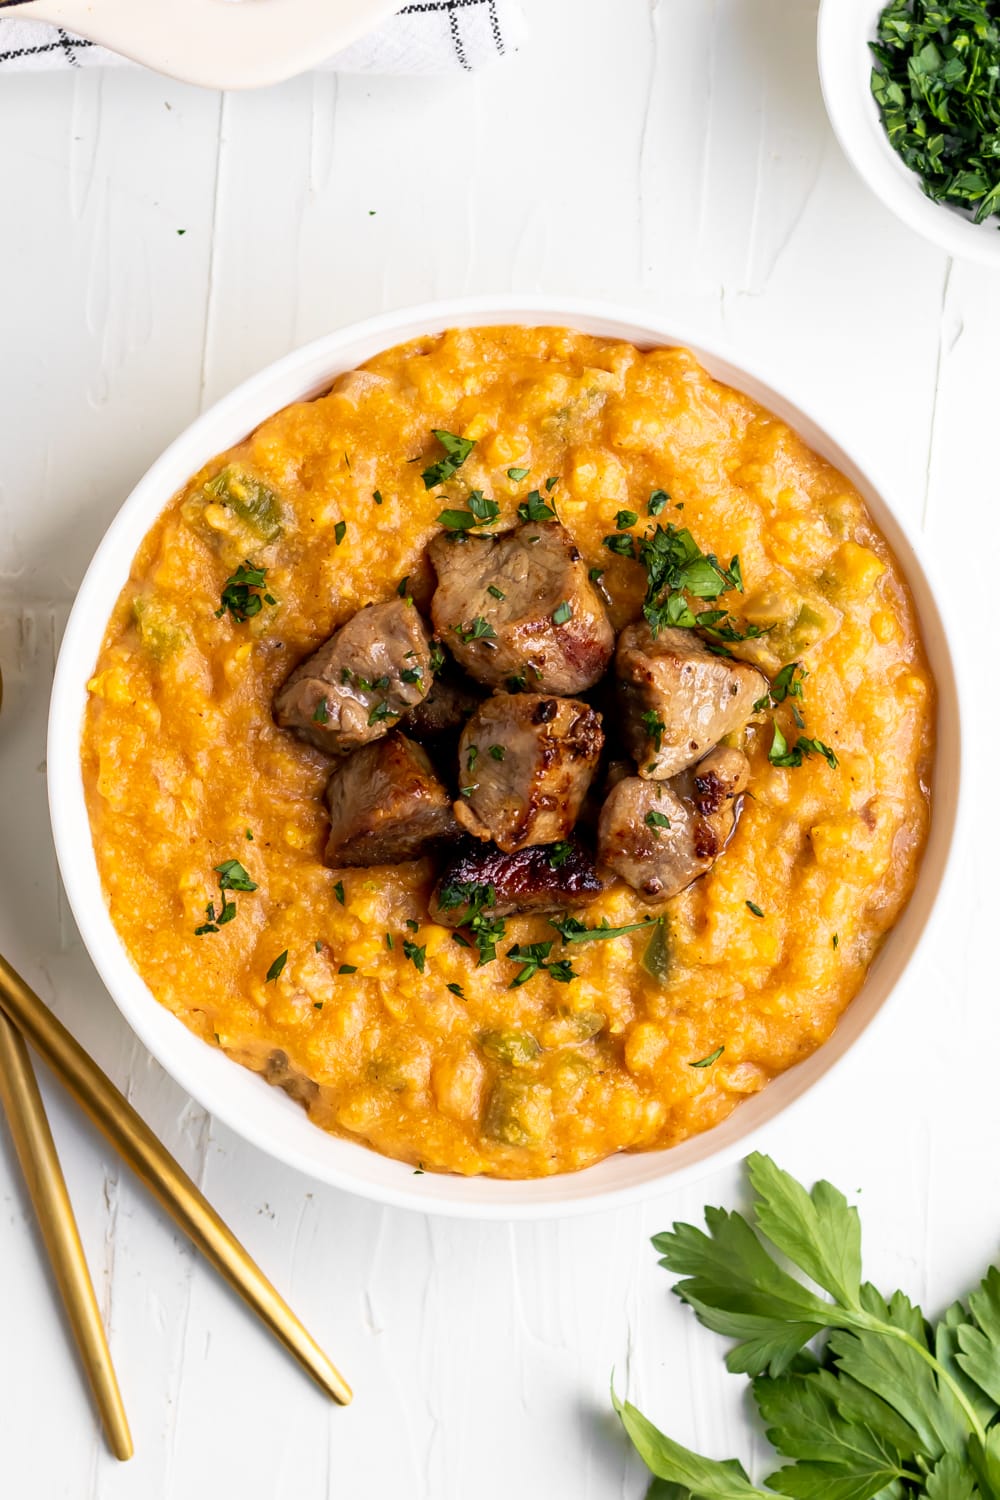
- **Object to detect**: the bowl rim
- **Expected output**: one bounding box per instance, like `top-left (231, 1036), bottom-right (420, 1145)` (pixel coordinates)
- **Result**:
top-left (48, 293), bottom-right (967, 1219)
top-left (816, 0), bottom-right (1000, 265)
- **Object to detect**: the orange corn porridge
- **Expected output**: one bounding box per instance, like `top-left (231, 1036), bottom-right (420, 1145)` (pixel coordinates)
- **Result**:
top-left (81, 326), bottom-right (934, 1179)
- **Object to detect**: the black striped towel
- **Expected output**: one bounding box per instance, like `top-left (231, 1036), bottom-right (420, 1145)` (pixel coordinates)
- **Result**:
top-left (0, 0), bottom-right (525, 74)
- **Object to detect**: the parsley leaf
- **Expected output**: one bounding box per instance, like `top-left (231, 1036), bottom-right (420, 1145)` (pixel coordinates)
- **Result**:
top-left (549, 914), bottom-right (653, 945)
top-left (452, 617), bottom-right (497, 643)
top-left (438, 489), bottom-right (500, 531)
top-left (769, 723), bottom-right (838, 770)
top-left (552, 600), bottom-right (572, 625)
top-left (507, 466), bottom-right (530, 482)
top-left (215, 859), bottom-right (256, 893)
top-left (645, 809), bottom-right (671, 832)
top-left (215, 560), bottom-right (272, 623)
top-left (517, 490), bottom-right (557, 523)
top-left (265, 950), bottom-right (288, 983)
top-left (689, 1046), bottom-right (724, 1068)
top-left (334, 521), bottom-right (346, 547)
top-left (402, 939), bottom-right (426, 973)
top-left (616, 509), bottom-right (639, 530)
top-left (422, 429), bottom-right (476, 489)
top-left (648, 489), bottom-right (670, 516)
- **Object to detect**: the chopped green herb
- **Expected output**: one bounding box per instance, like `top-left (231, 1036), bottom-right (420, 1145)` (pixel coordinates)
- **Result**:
top-left (487, 584), bottom-right (506, 600)
top-left (402, 939), bottom-right (426, 973)
top-left (641, 920), bottom-right (669, 983)
top-left (546, 842), bottom-right (574, 869)
top-left (517, 490), bottom-right (557, 523)
top-left (506, 940), bottom-right (576, 989)
top-left (645, 809), bottom-right (671, 832)
top-left (550, 915), bottom-right (653, 945)
top-left (312, 700), bottom-right (330, 724)
top-left (265, 950), bottom-right (288, 984)
top-left (507, 466), bottom-right (530, 482)
top-left (452, 616), bottom-right (497, 643)
top-left (746, 900), bottom-right (765, 919)
top-left (334, 881), bottom-right (345, 905)
top-left (770, 661), bottom-right (807, 703)
top-left (215, 859), bottom-right (257, 893)
top-left (438, 490), bottom-right (499, 531)
top-left (545, 476), bottom-right (559, 492)
top-left (689, 1045), bottom-right (724, 1068)
top-left (616, 509), bottom-right (639, 530)
top-left (832, 932), bottom-right (840, 949)
top-left (551, 600), bottom-right (572, 625)
top-left (215, 560), bottom-right (272, 623)
top-left (413, 1164), bottom-right (425, 1175)
top-left (245, 829), bottom-right (254, 840)
top-left (338, 964), bottom-right (357, 975)
top-left (313, 1002), bottom-right (323, 1010)
top-left (506, 674), bottom-right (527, 693)
top-left (373, 490), bottom-right (383, 507)
top-left (488, 744), bottom-right (506, 762)
top-left (367, 700), bottom-right (398, 726)
top-left (467, 745), bottom-right (479, 772)
top-left (640, 709), bottom-right (665, 752)
top-left (429, 642), bottom-right (446, 674)
top-left (400, 666), bottom-right (422, 684)
top-left (446, 982), bottom-right (465, 998)
top-left (385, 932), bottom-right (394, 951)
top-left (334, 521), bottom-right (347, 546)
top-left (397, 575), bottom-right (410, 599)
top-left (422, 429), bottom-right (476, 489)
top-left (769, 722), bottom-right (839, 770)
top-left (315, 940), bottom-right (323, 952)
top-left (436, 881), bottom-right (506, 966)
top-left (588, 567), bottom-right (605, 583)
top-left (603, 533), bottom-right (635, 558)
top-left (871, 0), bottom-right (1000, 229)
top-left (647, 489), bottom-right (669, 516)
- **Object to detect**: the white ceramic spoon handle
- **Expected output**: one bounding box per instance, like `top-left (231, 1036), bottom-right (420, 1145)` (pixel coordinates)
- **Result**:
top-left (7, 0), bottom-right (398, 90)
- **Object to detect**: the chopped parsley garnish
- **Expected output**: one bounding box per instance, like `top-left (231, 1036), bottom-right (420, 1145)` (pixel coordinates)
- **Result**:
top-left (437, 881), bottom-right (506, 966)
top-left (871, 0), bottom-right (1000, 229)
top-left (373, 490), bottom-right (383, 506)
top-left (215, 560), bottom-right (274, 623)
top-left (400, 666), bottom-right (422, 684)
top-left (832, 932), bottom-right (839, 950)
top-left (338, 964), bottom-right (357, 975)
top-left (446, 982), bottom-right (465, 998)
top-left (637, 523), bottom-right (743, 638)
top-left (196, 859), bottom-right (256, 935)
top-left (688, 1045), bottom-right (724, 1068)
top-left (647, 489), bottom-right (669, 516)
top-left (506, 674), bottom-right (527, 693)
top-left (641, 920), bottom-right (669, 982)
top-left (517, 490), bottom-right (557, 523)
top-left (616, 509), bottom-right (638, 530)
top-left (367, 700), bottom-right (398, 726)
top-left (645, 809), bottom-right (671, 832)
top-left (452, 616), bottom-right (497, 643)
top-left (506, 941), bottom-right (576, 989)
top-left (507, 467), bottom-right (530, 482)
top-left (487, 584), bottom-right (506, 600)
top-left (385, 932), bottom-right (394, 950)
top-left (746, 900), bottom-right (765, 919)
top-left (467, 745), bottom-right (479, 772)
top-left (547, 842), bottom-right (574, 869)
top-left (545, 476), bottom-right (559, 492)
top-left (334, 881), bottom-right (345, 905)
top-left (334, 521), bottom-right (347, 546)
top-left (588, 567), bottom-right (605, 583)
top-left (640, 709), bottom-right (665, 752)
top-left (421, 429), bottom-right (476, 489)
top-left (315, 940), bottom-right (323, 952)
top-left (770, 661), bottom-right (807, 703)
top-left (551, 600), bottom-right (572, 625)
top-left (488, 744), bottom-right (506, 761)
top-left (603, 532), bottom-right (635, 558)
top-left (312, 700), bottom-right (330, 724)
top-left (429, 642), bottom-right (446, 674)
top-left (397, 575), bottom-right (410, 599)
top-left (438, 490), bottom-right (500, 531)
top-left (245, 829), bottom-right (254, 840)
top-left (768, 722), bottom-right (839, 770)
top-left (266, 950), bottom-right (288, 983)
top-left (549, 914), bottom-right (654, 945)
top-left (402, 939), bottom-right (426, 973)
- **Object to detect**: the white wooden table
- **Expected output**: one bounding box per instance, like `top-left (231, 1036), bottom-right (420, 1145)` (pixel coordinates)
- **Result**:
top-left (1, 1), bottom-right (997, 1494)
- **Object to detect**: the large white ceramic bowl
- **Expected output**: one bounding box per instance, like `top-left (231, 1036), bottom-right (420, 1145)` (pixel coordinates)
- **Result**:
top-left (818, 0), bottom-right (1000, 266)
top-left (49, 296), bottom-right (964, 1219)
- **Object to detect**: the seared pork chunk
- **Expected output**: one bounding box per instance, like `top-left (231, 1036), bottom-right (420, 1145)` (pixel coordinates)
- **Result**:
top-left (455, 694), bottom-right (603, 853)
top-left (275, 599), bottom-right (432, 755)
top-left (324, 733), bottom-right (458, 866)
top-left (617, 621), bottom-right (765, 778)
top-left (430, 838), bottom-right (606, 923)
top-left (401, 669), bottom-right (483, 741)
top-left (597, 745), bottom-right (749, 900)
top-left (429, 522), bottom-right (614, 694)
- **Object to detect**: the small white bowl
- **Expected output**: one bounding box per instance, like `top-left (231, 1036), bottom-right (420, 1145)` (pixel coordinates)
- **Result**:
top-left (818, 0), bottom-right (1000, 266)
top-left (48, 296), bottom-right (964, 1219)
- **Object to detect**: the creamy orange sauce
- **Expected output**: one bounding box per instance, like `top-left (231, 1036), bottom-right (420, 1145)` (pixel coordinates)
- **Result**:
top-left (81, 327), bottom-right (934, 1177)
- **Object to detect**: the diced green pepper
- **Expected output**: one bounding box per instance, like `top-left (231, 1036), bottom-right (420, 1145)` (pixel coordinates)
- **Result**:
top-left (482, 1078), bottom-right (550, 1147)
top-left (641, 921), bottom-right (669, 985)
top-left (479, 1030), bottom-right (540, 1067)
top-left (132, 596), bottom-right (185, 659)
top-left (204, 466), bottom-right (283, 542)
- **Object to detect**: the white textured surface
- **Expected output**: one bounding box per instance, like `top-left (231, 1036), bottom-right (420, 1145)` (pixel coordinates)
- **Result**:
top-left (0, 1), bottom-right (997, 1494)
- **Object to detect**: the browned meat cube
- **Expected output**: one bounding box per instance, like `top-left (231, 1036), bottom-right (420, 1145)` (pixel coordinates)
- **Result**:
top-left (597, 745), bottom-right (749, 900)
top-left (429, 522), bottom-right (614, 694)
top-left (400, 669), bottom-right (483, 741)
top-left (430, 838), bottom-right (606, 924)
top-left (617, 621), bottom-right (765, 779)
top-left (324, 733), bottom-right (459, 867)
top-left (454, 693), bottom-right (603, 853)
top-left (274, 599), bottom-right (432, 755)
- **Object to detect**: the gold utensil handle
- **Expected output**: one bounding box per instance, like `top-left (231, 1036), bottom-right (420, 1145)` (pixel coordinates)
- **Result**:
top-left (0, 1012), bottom-right (134, 1460)
top-left (0, 955), bottom-right (351, 1406)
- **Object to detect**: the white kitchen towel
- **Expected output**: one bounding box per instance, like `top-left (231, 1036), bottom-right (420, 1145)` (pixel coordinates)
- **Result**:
top-left (0, 0), bottom-right (525, 74)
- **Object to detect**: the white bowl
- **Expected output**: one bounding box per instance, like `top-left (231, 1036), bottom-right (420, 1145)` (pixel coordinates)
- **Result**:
top-left (48, 296), bottom-right (964, 1219)
top-left (818, 0), bottom-right (1000, 266)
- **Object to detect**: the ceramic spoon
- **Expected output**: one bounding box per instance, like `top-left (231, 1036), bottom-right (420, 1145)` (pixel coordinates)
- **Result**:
top-left (2, 0), bottom-right (400, 90)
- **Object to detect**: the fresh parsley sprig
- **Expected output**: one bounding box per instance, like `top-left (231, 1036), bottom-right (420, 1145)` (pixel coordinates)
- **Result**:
top-left (614, 1154), bottom-right (1000, 1500)
top-left (422, 429), bottom-right (476, 489)
top-left (215, 561), bottom-right (276, 623)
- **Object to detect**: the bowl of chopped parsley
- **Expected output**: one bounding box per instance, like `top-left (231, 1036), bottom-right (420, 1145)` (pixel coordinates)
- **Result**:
top-left (818, 0), bottom-right (1000, 263)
